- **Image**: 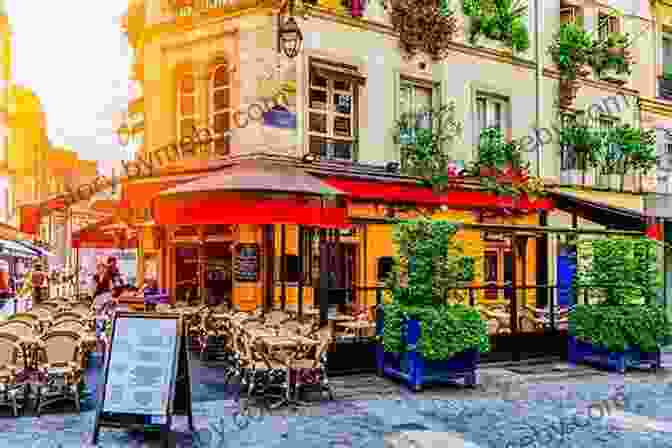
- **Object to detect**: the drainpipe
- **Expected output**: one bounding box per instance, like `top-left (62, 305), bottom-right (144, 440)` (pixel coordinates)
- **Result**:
top-left (534, 0), bottom-right (542, 177)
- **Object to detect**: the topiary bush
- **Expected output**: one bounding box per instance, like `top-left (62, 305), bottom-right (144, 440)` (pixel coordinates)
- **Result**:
top-left (382, 217), bottom-right (489, 360)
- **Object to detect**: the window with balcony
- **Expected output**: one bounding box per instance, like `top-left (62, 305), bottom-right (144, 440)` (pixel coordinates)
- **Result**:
top-left (307, 60), bottom-right (363, 161)
top-left (398, 77), bottom-right (435, 144)
top-left (560, 5), bottom-right (582, 26)
top-left (598, 12), bottom-right (619, 43)
top-left (660, 35), bottom-right (672, 99)
top-left (560, 111), bottom-right (591, 172)
top-left (177, 72), bottom-right (197, 144)
top-left (475, 93), bottom-right (509, 144)
top-left (209, 63), bottom-right (231, 156)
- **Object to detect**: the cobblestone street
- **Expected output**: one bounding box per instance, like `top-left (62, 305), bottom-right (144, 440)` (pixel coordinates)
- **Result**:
top-left (2, 354), bottom-right (672, 447)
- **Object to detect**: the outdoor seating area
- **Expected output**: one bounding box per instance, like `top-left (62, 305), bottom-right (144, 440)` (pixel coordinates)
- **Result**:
top-left (0, 295), bottom-right (94, 417)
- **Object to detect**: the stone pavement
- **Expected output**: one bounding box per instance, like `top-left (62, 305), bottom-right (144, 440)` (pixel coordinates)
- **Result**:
top-left (1, 354), bottom-right (672, 447)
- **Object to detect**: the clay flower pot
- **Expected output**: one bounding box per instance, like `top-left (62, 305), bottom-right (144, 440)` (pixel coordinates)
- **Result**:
top-left (607, 47), bottom-right (623, 57)
top-left (480, 166), bottom-right (497, 177)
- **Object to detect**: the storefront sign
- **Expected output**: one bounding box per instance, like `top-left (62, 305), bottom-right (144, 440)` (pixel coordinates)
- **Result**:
top-left (93, 312), bottom-right (193, 444)
top-left (263, 107), bottom-right (297, 129)
top-left (235, 244), bottom-right (259, 282)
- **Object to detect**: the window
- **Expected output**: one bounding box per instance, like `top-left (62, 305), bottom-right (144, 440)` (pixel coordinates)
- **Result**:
top-left (560, 6), bottom-right (581, 25)
top-left (177, 70), bottom-right (197, 143)
top-left (399, 78), bottom-right (434, 129)
top-left (598, 13), bottom-right (619, 43)
top-left (308, 61), bottom-right (361, 160)
top-left (475, 93), bottom-right (509, 143)
top-left (378, 257), bottom-right (394, 283)
top-left (209, 63), bottom-right (232, 156)
top-left (560, 111), bottom-right (585, 170)
top-left (663, 35), bottom-right (672, 72)
top-left (282, 255), bottom-right (301, 283)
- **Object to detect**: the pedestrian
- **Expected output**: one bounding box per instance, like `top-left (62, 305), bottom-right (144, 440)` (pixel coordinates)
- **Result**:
top-left (30, 263), bottom-right (48, 305)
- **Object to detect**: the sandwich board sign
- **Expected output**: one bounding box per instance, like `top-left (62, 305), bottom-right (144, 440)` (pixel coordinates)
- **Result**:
top-left (92, 312), bottom-right (194, 446)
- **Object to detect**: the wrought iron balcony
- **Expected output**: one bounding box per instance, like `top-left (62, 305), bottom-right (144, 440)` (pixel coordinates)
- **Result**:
top-left (309, 136), bottom-right (358, 162)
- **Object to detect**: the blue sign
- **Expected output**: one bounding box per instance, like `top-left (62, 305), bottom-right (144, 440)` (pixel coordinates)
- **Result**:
top-left (263, 107), bottom-right (297, 129)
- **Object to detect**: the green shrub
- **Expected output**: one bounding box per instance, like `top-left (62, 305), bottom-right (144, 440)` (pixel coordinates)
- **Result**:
top-left (569, 303), bottom-right (671, 353)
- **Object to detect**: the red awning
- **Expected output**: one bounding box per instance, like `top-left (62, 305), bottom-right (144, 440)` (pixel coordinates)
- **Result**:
top-left (153, 194), bottom-right (349, 228)
top-left (123, 174), bottom-right (204, 210)
top-left (71, 217), bottom-right (138, 249)
top-left (323, 178), bottom-right (554, 210)
top-left (20, 205), bottom-right (41, 235)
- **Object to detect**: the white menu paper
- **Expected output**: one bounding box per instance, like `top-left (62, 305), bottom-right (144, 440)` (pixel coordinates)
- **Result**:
top-left (103, 316), bottom-right (178, 416)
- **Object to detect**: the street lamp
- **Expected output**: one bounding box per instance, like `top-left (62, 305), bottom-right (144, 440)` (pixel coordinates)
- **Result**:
top-left (278, 16), bottom-right (303, 59)
top-left (117, 121), bottom-right (131, 147)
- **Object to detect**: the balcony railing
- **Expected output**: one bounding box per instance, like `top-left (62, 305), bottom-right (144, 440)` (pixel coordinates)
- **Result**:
top-left (309, 136), bottom-right (358, 162)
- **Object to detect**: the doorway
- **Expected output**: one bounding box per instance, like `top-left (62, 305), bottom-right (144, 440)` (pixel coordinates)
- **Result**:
top-left (174, 245), bottom-right (199, 304)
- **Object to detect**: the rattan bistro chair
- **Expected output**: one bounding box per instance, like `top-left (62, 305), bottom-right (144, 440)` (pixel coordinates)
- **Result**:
top-left (34, 331), bottom-right (84, 416)
top-left (0, 332), bottom-right (27, 416)
top-left (0, 320), bottom-right (38, 368)
top-left (290, 326), bottom-right (334, 402)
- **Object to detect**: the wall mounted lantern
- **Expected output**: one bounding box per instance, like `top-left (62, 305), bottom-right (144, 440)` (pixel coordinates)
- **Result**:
top-left (117, 121), bottom-right (131, 147)
top-left (278, 0), bottom-right (303, 61)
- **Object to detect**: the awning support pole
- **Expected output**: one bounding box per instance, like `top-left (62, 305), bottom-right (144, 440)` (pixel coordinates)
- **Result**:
top-left (297, 225), bottom-right (304, 319)
top-left (281, 224), bottom-right (286, 311)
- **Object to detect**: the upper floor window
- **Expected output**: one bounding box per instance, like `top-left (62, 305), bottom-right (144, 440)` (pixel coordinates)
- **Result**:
top-left (177, 71), bottom-right (197, 143)
top-left (209, 63), bottom-right (232, 156)
top-left (598, 13), bottom-right (619, 43)
top-left (475, 93), bottom-right (509, 144)
top-left (307, 60), bottom-right (363, 161)
top-left (663, 35), bottom-right (672, 73)
top-left (560, 6), bottom-right (582, 26)
top-left (399, 78), bottom-right (433, 127)
top-left (560, 110), bottom-right (585, 170)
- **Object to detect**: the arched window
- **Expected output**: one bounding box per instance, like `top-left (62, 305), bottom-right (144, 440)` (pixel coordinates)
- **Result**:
top-left (209, 63), bottom-right (231, 155)
top-left (177, 71), bottom-right (197, 144)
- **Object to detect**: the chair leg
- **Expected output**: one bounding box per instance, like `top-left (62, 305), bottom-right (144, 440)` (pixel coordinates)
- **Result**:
top-left (72, 384), bottom-right (80, 413)
top-left (35, 386), bottom-right (42, 417)
top-left (8, 388), bottom-right (18, 417)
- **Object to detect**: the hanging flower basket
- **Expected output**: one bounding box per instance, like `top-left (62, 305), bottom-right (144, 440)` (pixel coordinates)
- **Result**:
top-left (386, 0), bottom-right (457, 60)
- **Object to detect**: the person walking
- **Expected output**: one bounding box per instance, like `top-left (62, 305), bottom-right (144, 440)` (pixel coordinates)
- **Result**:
top-left (30, 263), bottom-right (48, 306)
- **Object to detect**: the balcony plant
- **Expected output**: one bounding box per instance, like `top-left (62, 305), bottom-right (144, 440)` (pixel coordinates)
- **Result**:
top-left (548, 23), bottom-right (592, 106)
top-left (558, 121), bottom-right (601, 184)
top-left (569, 238), bottom-right (670, 373)
top-left (587, 31), bottom-right (634, 84)
top-left (462, 0), bottom-right (531, 53)
top-left (383, 0), bottom-right (458, 60)
top-left (378, 218), bottom-right (489, 391)
top-left (395, 102), bottom-right (464, 191)
top-left (605, 124), bottom-right (656, 191)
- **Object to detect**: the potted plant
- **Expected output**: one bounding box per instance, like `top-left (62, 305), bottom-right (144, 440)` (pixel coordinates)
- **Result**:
top-left (569, 238), bottom-right (670, 373)
top-left (462, 0), bottom-right (530, 53)
top-left (377, 218), bottom-right (489, 391)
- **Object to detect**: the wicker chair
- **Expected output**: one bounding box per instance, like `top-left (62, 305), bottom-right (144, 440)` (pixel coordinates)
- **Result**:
top-left (290, 326), bottom-right (334, 401)
top-left (237, 330), bottom-right (287, 409)
top-left (51, 312), bottom-right (87, 324)
top-left (34, 331), bottom-right (84, 416)
top-left (0, 332), bottom-right (27, 416)
top-left (0, 321), bottom-right (38, 369)
top-left (9, 313), bottom-right (40, 326)
top-left (32, 303), bottom-right (59, 314)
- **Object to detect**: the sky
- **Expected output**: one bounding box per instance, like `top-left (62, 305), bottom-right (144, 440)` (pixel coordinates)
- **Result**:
top-left (6, 0), bottom-right (132, 167)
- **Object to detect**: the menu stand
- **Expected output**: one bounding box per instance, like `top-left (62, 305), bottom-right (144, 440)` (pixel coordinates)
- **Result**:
top-left (92, 312), bottom-right (194, 448)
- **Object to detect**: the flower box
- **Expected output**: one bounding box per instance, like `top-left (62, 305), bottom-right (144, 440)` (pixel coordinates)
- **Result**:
top-left (568, 336), bottom-right (661, 374)
top-left (376, 316), bottom-right (479, 391)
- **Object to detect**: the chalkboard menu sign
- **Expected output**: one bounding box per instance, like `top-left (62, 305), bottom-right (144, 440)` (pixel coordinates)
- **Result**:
top-left (236, 244), bottom-right (259, 282)
top-left (92, 312), bottom-right (193, 446)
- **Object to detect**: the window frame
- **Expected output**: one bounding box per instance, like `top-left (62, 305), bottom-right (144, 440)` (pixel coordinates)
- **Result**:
top-left (377, 257), bottom-right (394, 283)
top-left (597, 12), bottom-right (619, 43)
top-left (306, 59), bottom-right (362, 161)
top-left (209, 62), bottom-right (232, 156)
top-left (474, 92), bottom-right (510, 146)
top-left (177, 70), bottom-right (198, 143)
top-left (559, 110), bottom-right (586, 171)
top-left (662, 32), bottom-right (672, 70)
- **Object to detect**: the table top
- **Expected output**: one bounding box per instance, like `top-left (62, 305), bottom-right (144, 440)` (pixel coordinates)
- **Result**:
top-left (329, 314), bottom-right (354, 321)
top-left (261, 335), bottom-right (318, 348)
top-left (337, 321), bottom-right (375, 329)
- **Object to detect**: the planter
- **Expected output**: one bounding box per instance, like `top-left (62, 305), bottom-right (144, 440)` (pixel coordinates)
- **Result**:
top-left (376, 318), bottom-right (479, 391)
top-left (600, 68), bottom-right (628, 85)
top-left (568, 336), bottom-right (661, 374)
top-left (480, 166), bottom-right (498, 177)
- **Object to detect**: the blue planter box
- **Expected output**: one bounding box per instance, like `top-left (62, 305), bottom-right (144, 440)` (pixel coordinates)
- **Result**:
top-left (376, 317), bottom-right (479, 391)
top-left (568, 336), bottom-right (661, 374)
